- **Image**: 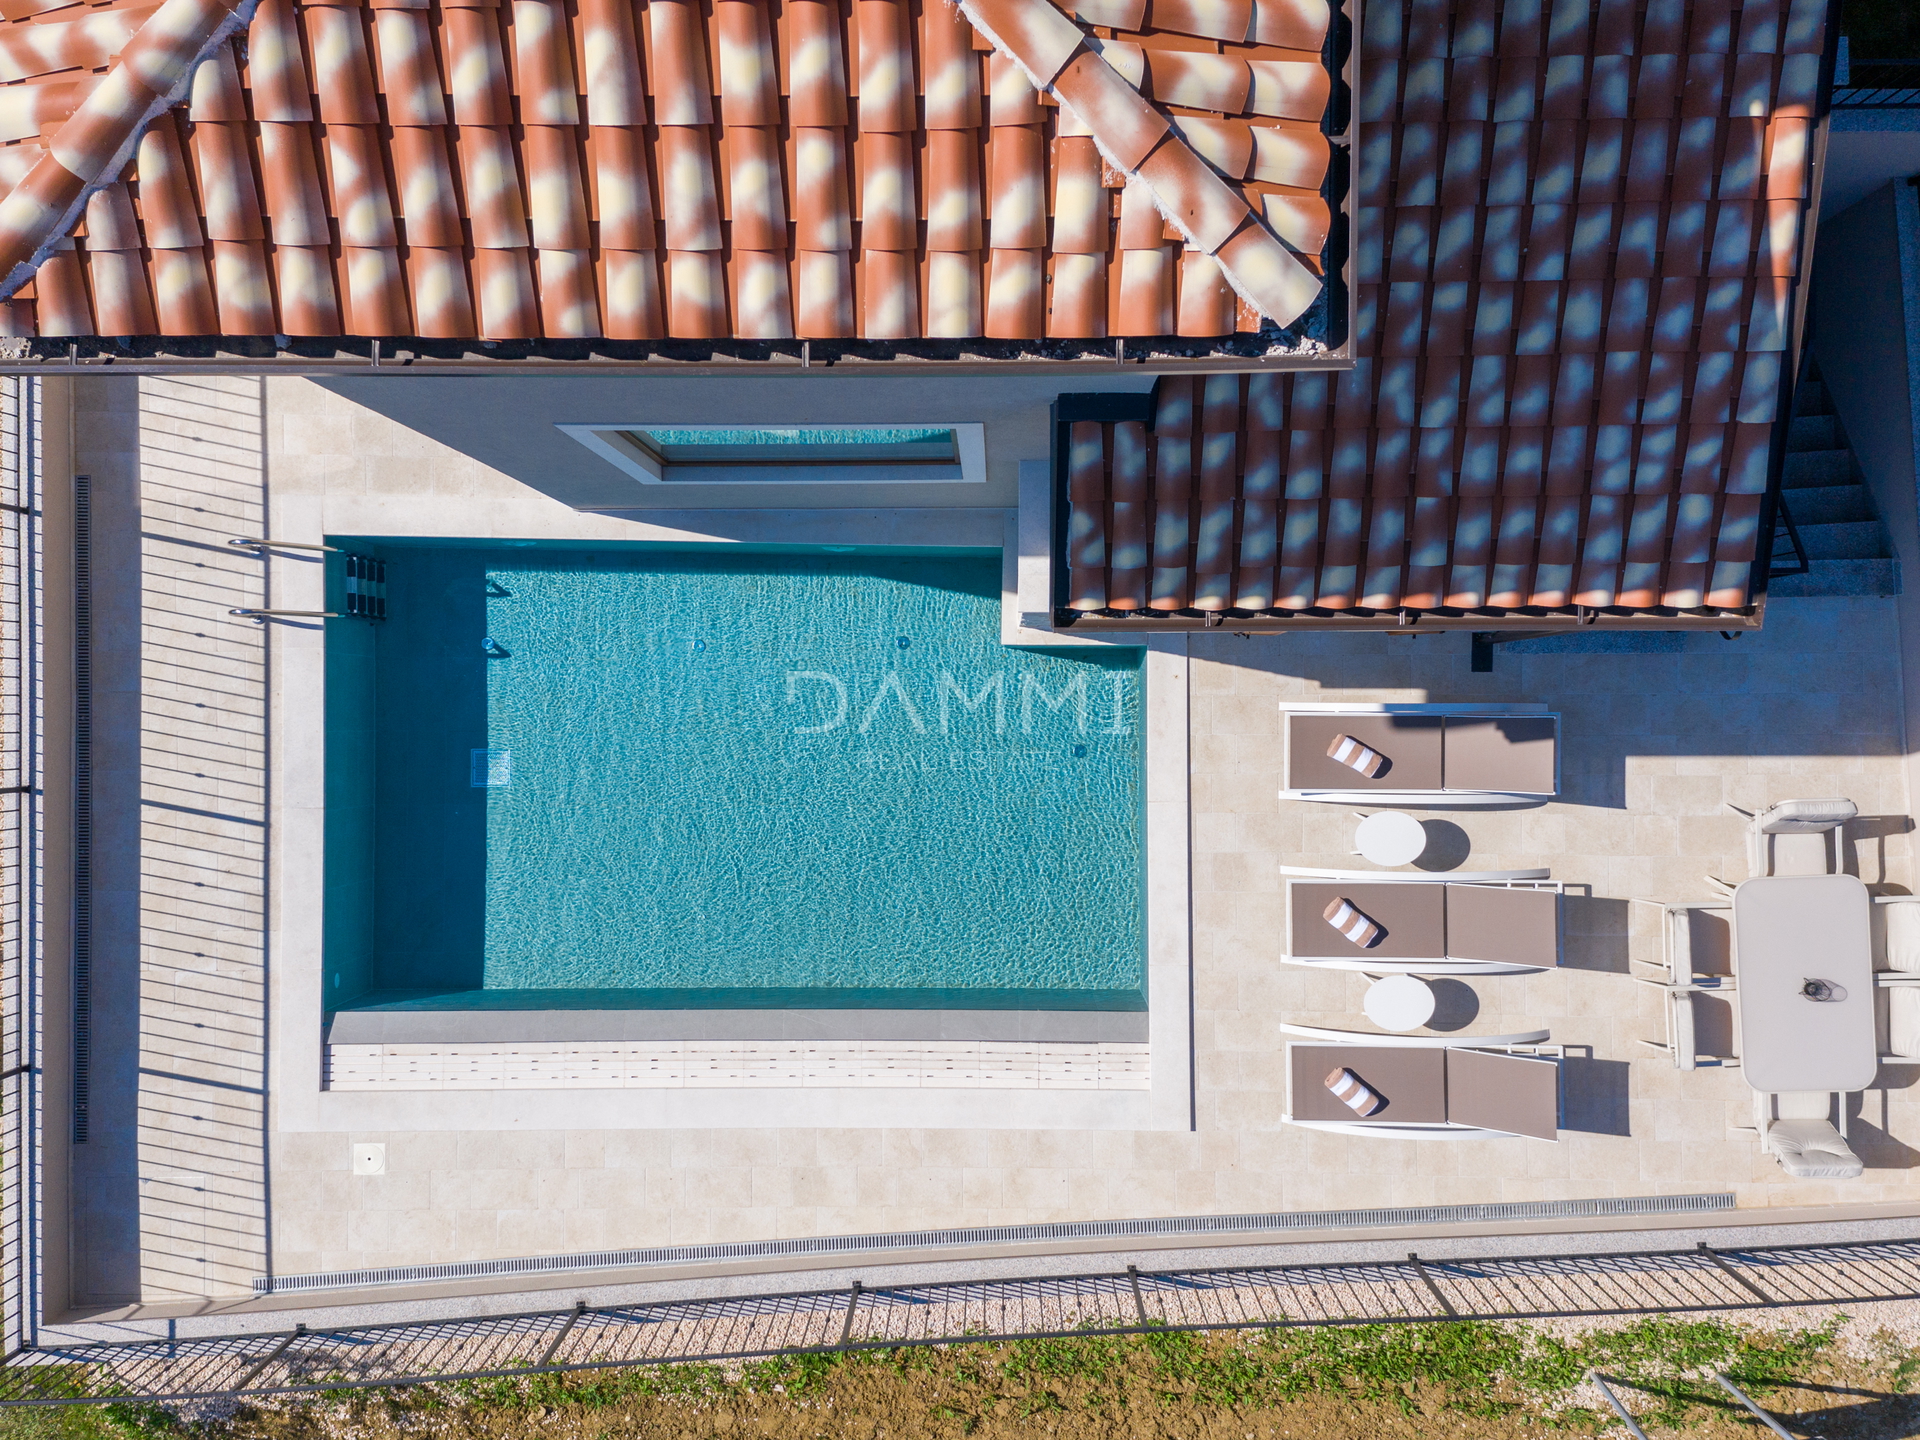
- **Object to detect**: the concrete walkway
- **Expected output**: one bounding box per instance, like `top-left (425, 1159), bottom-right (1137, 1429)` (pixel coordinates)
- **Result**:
top-left (72, 377), bottom-right (271, 1302)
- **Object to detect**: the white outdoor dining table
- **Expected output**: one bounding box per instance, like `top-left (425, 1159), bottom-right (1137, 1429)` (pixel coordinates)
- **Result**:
top-left (1732, 873), bottom-right (1877, 1094)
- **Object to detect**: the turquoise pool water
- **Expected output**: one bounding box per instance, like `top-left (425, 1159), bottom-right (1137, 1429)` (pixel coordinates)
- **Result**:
top-left (325, 544), bottom-right (1146, 1011)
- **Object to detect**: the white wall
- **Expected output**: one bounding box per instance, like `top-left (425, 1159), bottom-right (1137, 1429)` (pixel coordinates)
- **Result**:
top-left (1809, 179), bottom-right (1920, 835)
top-left (314, 373), bottom-right (1158, 514)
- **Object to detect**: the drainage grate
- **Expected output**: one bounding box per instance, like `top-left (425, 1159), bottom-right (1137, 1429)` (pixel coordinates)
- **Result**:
top-left (70, 473), bottom-right (89, 1147)
top-left (254, 1192), bottom-right (1734, 1295)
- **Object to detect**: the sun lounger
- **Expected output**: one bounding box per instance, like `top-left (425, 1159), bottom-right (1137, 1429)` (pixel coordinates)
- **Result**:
top-left (1279, 702), bottom-right (1559, 805)
top-left (1283, 1040), bottom-right (1561, 1140)
top-left (1284, 879), bottom-right (1563, 974)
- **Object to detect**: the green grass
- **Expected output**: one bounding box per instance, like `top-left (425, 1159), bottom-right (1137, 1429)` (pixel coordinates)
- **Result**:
top-left (364, 1314), bottom-right (1850, 1431)
top-left (0, 1314), bottom-right (1857, 1437)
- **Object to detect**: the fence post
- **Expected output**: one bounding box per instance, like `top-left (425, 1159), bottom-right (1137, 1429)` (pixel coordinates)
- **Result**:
top-left (536, 1303), bottom-right (588, 1368)
top-left (233, 1325), bottom-right (307, 1392)
top-left (1697, 1242), bottom-right (1775, 1305)
top-left (1406, 1253), bottom-right (1459, 1318)
top-left (1713, 1372), bottom-right (1816, 1440)
top-left (838, 1281), bottom-right (864, 1348)
top-left (1586, 1371), bottom-right (1651, 1440)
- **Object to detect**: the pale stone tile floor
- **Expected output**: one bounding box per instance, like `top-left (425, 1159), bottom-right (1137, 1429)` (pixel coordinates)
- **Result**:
top-left (70, 377), bottom-right (273, 1306)
top-left (1186, 612), bottom-right (1917, 1215)
top-left (111, 379), bottom-right (1920, 1291)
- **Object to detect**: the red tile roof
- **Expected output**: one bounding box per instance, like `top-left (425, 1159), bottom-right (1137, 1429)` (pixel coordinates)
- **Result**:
top-left (0, 0), bottom-right (1342, 345)
top-left (1057, 0), bottom-right (1828, 624)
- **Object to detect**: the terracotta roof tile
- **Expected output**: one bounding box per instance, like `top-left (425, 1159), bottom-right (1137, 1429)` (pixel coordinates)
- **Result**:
top-left (327, 123), bottom-right (398, 247)
top-left (303, 4), bottom-right (379, 123)
top-left (578, 0), bottom-right (643, 123)
top-left (407, 244), bottom-right (477, 335)
top-left (443, 6), bottom-right (512, 122)
top-left (191, 121), bottom-right (261, 240)
top-left (1061, 0), bottom-right (1827, 627)
top-left (472, 244), bottom-right (538, 334)
top-left (600, 247), bottom-right (662, 336)
top-left (0, 6), bottom-right (149, 85)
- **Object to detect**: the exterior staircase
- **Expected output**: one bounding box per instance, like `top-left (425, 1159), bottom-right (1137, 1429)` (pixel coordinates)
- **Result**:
top-left (1767, 365), bottom-right (1901, 598)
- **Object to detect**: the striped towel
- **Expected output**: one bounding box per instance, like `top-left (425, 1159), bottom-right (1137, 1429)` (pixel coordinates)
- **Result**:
top-left (1324, 1066), bottom-right (1385, 1116)
top-left (1323, 896), bottom-right (1385, 948)
top-left (1327, 733), bottom-right (1388, 778)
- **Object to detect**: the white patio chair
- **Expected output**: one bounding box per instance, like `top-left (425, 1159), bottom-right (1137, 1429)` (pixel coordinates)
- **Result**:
top-left (1750, 1090), bottom-right (1863, 1178)
top-left (1726, 798), bottom-right (1856, 878)
top-left (1634, 980), bottom-right (1737, 1070)
top-left (1878, 977), bottom-right (1920, 1062)
top-left (1628, 898), bottom-right (1733, 988)
top-left (1874, 895), bottom-right (1920, 977)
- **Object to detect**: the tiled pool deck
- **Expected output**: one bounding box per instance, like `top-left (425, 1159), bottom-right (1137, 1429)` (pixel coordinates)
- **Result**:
top-left (69, 376), bottom-right (1920, 1306)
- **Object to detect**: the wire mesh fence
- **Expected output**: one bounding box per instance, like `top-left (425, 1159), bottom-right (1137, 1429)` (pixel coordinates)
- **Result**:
top-left (6, 1234), bottom-right (1920, 1407)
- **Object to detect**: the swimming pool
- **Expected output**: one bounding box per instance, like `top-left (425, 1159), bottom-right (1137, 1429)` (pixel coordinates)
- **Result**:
top-left (324, 544), bottom-right (1146, 1012)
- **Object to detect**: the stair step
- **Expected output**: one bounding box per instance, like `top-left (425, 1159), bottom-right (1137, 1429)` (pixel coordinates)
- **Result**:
top-left (1783, 449), bottom-right (1857, 487)
top-left (1787, 414), bottom-right (1839, 451)
top-left (1782, 484), bottom-right (1879, 526)
top-left (1795, 520), bottom-right (1892, 560)
top-left (1795, 378), bottom-right (1831, 416)
top-left (1768, 558), bottom-right (1902, 598)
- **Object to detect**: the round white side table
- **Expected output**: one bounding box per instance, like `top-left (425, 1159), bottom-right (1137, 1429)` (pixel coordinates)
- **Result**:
top-left (1363, 974), bottom-right (1437, 1033)
top-left (1354, 810), bottom-right (1427, 867)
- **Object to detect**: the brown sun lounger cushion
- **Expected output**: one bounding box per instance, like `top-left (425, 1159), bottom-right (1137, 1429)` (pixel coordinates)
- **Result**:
top-left (1445, 884), bottom-right (1560, 967)
top-left (1286, 715), bottom-right (1443, 791)
top-left (1441, 716), bottom-right (1558, 795)
top-left (1290, 1046), bottom-right (1446, 1124)
top-left (1325, 1066), bottom-right (1385, 1116)
top-left (1291, 882), bottom-right (1445, 960)
top-left (1445, 1048), bottom-right (1560, 1140)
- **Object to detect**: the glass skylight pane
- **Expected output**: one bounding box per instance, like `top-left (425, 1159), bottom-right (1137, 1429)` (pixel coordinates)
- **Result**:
top-left (621, 426), bottom-right (960, 467)
top-left (640, 427), bottom-right (954, 447)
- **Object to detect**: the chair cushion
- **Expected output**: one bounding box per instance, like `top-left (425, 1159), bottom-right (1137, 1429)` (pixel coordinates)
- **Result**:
top-left (1765, 1119), bottom-right (1864, 1178)
top-left (1890, 987), bottom-right (1920, 1057)
top-left (1757, 798), bottom-right (1857, 833)
top-left (1884, 903), bottom-right (1920, 972)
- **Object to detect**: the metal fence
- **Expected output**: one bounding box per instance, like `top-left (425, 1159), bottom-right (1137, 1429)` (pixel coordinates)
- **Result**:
top-left (1835, 57), bottom-right (1920, 105)
top-left (0, 376), bottom-right (39, 1361)
top-left (6, 1235), bottom-right (1920, 1407)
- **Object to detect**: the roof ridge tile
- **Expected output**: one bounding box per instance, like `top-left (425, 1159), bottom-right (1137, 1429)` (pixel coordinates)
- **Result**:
top-left (0, 0), bottom-right (250, 293)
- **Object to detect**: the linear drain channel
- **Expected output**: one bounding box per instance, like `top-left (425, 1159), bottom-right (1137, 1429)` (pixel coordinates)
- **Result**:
top-left (255, 1192), bottom-right (1734, 1294)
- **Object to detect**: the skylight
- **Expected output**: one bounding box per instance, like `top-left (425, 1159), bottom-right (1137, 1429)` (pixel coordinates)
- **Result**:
top-left (558, 423), bottom-right (985, 484)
